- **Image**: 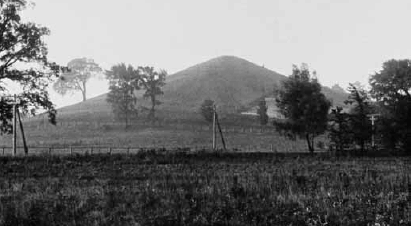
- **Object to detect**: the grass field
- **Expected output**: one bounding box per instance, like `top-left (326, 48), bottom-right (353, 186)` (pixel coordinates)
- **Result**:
top-left (1, 116), bottom-right (315, 154)
top-left (0, 152), bottom-right (410, 225)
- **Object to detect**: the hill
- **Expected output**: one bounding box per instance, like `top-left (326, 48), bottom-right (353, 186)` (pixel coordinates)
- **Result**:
top-left (162, 56), bottom-right (285, 113)
top-left (57, 55), bottom-right (347, 121)
top-left (57, 56), bottom-right (285, 119)
top-left (12, 56), bottom-right (347, 151)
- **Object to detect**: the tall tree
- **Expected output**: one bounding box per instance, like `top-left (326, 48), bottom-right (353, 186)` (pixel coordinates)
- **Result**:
top-left (257, 99), bottom-right (268, 125)
top-left (274, 64), bottom-right (331, 153)
top-left (0, 0), bottom-right (61, 133)
top-left (345, 83), bottom-right (373, 152)
top-left (106, 64), bottom-right (140, 129)
top-left (328, 106), bottom-right (352, 152)
top-left (369, 59), bottom-right (411, 152)
top-left (139, 66), bottom-right (166, 120)
top-left (53, 58), bottom-right (102, 102)
top-left (200, 99), bottom-right (215, 123)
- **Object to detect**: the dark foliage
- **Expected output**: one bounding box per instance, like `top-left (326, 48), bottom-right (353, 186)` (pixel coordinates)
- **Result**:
top-left (0, 0), bottom-right (61, 133)
top-left (200, 99), bottom-right (214, 123)
top-left (328, 106), bottom-right (352, 152)
top-left (345, 83), bottom-right (373, 152)
top-left (257, 99), bottom-right (268, 125)
top-left (106, 64), bottom-right (140, 128)
top-left (274, 64), bottom-right (331, 153)
top-left (370, 59), bottom-right (411, 153)
top-left (139, 66), bottom-right (166, 120)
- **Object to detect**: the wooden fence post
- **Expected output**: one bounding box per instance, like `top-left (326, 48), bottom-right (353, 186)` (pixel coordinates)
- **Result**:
top-left (109, 147), bottom-right (112, 155)
top-left (48, 147), bottom-right (51, 156)
top-left (2, 147), bottom-right (4, 156)
top-left (70, 146), bottom-right (73, 155)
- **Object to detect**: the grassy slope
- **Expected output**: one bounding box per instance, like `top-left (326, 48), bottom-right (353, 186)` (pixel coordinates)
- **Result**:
top-left (55, 55), bottom-right (347, 121)
top-left (14, 56), bottom-right (347, 151)
top-left (56, 55), bottom-right (286, 120)
top-left (162, 55), bottom-right (285, 113)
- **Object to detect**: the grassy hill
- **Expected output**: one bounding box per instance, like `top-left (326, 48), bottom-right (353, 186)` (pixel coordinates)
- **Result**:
top-left (3, 56), bottom-right (347, 152)
top-left (162, 55), bottom-right (284, 113)
top-left (58, 56), bottom-right (285, 119)
top-left (57, 55), bottom-right (347, 122)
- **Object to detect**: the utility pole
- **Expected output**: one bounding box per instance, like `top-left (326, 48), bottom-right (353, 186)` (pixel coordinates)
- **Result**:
top-left (212, 104), bottom-right (216, 150)
top-left (17, 110), bottom-right (28, 155)
top-left (10, 95), bottom-right (20, 156)
top-left (13, 96), bottom-right (16, 156)
top-left (216, 113), bottom-right (227, 151)
top-left (3, 95), bottom-right (21, 156)
top-left (367, 113), bottom-right (380, 148)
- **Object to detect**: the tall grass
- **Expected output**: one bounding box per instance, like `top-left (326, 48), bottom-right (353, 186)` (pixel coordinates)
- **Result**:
top-left (0, 153), bottom-right (409, 225)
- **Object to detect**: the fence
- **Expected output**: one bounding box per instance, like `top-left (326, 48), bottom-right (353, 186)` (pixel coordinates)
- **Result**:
top-left (0, 144), bottom-right (327, 157)
top-left (23, 119), bottom-right (279, 134)
top-left (0, 146), bottom-right (152, 156)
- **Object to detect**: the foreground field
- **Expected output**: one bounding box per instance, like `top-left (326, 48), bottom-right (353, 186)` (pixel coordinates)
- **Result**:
top-left (0, 152), bottom-right (410, 226)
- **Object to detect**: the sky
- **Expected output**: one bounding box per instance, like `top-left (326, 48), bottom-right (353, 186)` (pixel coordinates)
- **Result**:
top-left (19, 0), bottom-right (411, 108)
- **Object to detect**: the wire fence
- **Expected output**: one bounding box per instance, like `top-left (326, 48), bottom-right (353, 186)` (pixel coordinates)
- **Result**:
top-left (0, 145), bottom-right (330, 157)
top-left (23, 119), bottom-right (281, 134)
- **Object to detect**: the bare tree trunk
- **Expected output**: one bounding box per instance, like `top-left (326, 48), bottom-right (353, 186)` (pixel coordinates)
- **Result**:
top-left (125, 111), bottom-right (128, 130)
top-left (125, 97), bottom-right (129, 130)
top-left (150, 95), bottom-right (155, 120)
top-left (82, 81), bottom-right (87, 102)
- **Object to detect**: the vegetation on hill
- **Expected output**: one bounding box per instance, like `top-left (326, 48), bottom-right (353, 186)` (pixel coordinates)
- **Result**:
top-left (53, 58), bottom-right (102, 102)
top-left (139, 66), bottom-right (167, 120)
top-left (274, 64), bottom-right (331, 153)
top-left (162, 56), bottom-right (285, 113)
top-left (55, 56), bottom-right (347, 123)
top-left (106, 64), bottom-right (140, 128)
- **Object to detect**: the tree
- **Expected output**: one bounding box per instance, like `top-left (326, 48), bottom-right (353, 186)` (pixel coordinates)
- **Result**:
top-left (139, 66), bottom-right (166, 120)
top-left (257, 99), bottom-right (268, 125)
top-left (53, 58), bottom-right (102, 102)
top-left (369, 59), bottom-right (411, 152)
top-left (200, 99), bottom-right (214, 123)
top-left (106, 64), bottom-right (140, 129)
top-left (274, 64), bottom-right (331, 153)
top-left (0, 0), bottom-right (61, 133)
top-left (345, 83), bottom-right (373, 152)
top-left (328, 106), bottom-right (352, 152)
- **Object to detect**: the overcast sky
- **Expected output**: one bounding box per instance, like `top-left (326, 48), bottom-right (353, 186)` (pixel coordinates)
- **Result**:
top-left (21, 0), bottom-right (411, 108)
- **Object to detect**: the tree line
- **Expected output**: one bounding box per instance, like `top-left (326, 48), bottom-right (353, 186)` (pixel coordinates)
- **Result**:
top-left (106, 64), bottom-right (166, 128)
top-left (247, 62), bottom-right (410, 155)
top-left (52, 58), bottom-right (167, 128)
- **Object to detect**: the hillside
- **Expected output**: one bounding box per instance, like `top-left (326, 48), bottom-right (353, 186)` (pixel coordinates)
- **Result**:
top-left (57, 55), bottom-right (347, 121)
top-left (14, 55), bottom-right (347, 151)
top-left (162, 56), bottom-right (285, 113)
top-left (57, 56), bottom-right (285, 119)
